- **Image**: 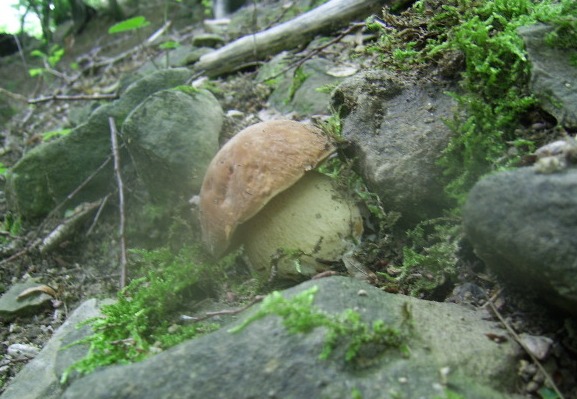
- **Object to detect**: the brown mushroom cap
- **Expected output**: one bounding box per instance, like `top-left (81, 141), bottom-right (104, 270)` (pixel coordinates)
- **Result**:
top-left (199, 120), bottom-right (336, 257)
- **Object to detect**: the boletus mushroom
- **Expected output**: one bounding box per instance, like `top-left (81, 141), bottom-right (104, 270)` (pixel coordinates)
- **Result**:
top-left (199, 120), bottom-right (363, 281)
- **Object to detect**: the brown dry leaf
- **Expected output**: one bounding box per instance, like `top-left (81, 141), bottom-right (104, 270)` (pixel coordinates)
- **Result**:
top-left (17, 285), bottom-right (58, 300)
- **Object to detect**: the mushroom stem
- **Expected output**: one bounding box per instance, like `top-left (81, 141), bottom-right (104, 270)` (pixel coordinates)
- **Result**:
top-left (237, 172), bottom-right (363, 281)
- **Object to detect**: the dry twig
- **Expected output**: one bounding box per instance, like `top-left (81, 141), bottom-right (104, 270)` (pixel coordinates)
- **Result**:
top-left (485, 294), bottom-right (565, 399)
top-left (28, 93), bottom-right (118, 104)
top-left (182, 295), bottom-right (265, 323)
top-left (109, 117), bottom-right (127, 289)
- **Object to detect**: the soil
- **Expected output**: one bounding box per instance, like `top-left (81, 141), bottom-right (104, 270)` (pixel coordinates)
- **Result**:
top-left (0, 1), bottom-right (576, 398)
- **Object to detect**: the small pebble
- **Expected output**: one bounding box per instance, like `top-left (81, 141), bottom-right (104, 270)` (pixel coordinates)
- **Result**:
top-left (7, 343), bottom-right (40, 360)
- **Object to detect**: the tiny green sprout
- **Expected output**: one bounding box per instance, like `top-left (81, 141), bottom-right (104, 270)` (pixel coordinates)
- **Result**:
top-left (42, 128), bottom-right (72, 141)
top-left (159, 40), bottom-right (180, 50)
top-left (287, 66), bottom-right (310, 102)
top-left (172, 85), bottom-right (201, 95)
top-left (108, 16), bottom-right (150, 34)
top-left (433, 388), bottom-right (467, 399)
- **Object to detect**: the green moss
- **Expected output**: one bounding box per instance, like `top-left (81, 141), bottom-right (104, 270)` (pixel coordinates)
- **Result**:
top-left (62, 246), bottom-right (235, 380)
top-left (172, 85), bottom-right (201, 95)
top-left (230, 286), bottom-right (411, 363)
top-left (287, 66), bottom-right (310, 103)
top-left (363, 0), bottom-right (577, 295)
top-left (370, 0), bottom-right (577, 202)
top-left (378, 218), bottom-right (461, 297)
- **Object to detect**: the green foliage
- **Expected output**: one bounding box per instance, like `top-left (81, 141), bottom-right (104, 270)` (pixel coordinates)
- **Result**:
top-left (42, 128), bottom-right (72, 141)
top-left (29, 45), bottom-right (65, 77)
top-left (172, 85), bottom-right (201, 95)
top-left (0, 213), bottom-right (22, 241)
top-left (538, 387), bottom-right (561, 399)
top-left (287, 66), bottom-right (310, 103)
top-left (108, 16), bottom-right (150, 34)
top-left (230, 286), bottom-right (410, 362)
top-left (0, 162), bottom-right (7, 175)
top-left (63, 246), bottom-right (223, 380)
top-left (159, 40), bottom-right (180, 50)
top-left (201, 0), bottom-right (213, 16)
top-left (351, 387), bottom-right (363, 399)
top-left (433, 388), bottom-right (467, 399)
top-left (370, 0), bottom-right (577, 202)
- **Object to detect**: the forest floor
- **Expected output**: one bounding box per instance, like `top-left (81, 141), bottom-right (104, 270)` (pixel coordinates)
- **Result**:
top-left (0, 1), bottom-right (576, 397)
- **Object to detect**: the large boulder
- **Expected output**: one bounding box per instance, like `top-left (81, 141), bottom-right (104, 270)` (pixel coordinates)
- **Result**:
top-left (62, 277), bottom-right (522, 399)
top-left (463, 166), bottom-right (577, 314)
top-left (5, 68), bottom-right (193, 219)
top-left (332, 70), bottom-right (457, 223)
top-left (122, 87), bottom-right (223, 203)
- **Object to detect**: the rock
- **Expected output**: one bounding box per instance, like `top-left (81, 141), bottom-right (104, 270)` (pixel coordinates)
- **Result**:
top-left (122, 87), bottom-right (223, 202)
top-left (5, 68), bottom-right (193, 219)
top-left (332, 70), bottom-right (457, 223)
top-left (262, 53), bottom-right (351, 116)
top-left (6, 344), bottom-right (40, 360)
top-left (518, 23), bottom-right (577, 128)
top-left (62, 277), bottom-right (522, 399)
top-left (0, 298), bottom-right (112, 399)
top-left (191, 33), bottom-right (225, 48)
top-left (0, 279), bottom-right (53, 321)
top-left (463, 167), bottom-right (577, 314)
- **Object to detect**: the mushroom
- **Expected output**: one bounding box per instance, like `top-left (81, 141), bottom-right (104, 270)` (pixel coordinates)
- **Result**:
top-left (199, 120), bottom-right (363, 280)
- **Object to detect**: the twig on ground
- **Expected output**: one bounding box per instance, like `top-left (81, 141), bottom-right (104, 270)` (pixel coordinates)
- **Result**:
top-left (86, 193), bottom-right (111, 236)
top-left (485, 294), bottom-right (565, 399)
top-left (0, 87), bottom-right (28, 103)
top-left (39, 200), bottom-right (103, 254)
top-left (109, 117), bottom-right (127, 289)
top-left (259, 22), bottom-right (364, 84)
top-left (182, 295), bottom-right (265, 323)
top-left (28, 93), bottom-right (118, 104)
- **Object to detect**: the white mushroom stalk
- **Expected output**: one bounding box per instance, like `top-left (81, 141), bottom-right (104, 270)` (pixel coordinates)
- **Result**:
top-left (199, 120), bottom-right (363, 280)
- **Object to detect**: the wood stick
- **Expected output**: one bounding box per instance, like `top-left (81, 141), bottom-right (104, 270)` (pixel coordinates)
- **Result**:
top-left (193, 0), bottom-right (387, 77)
top-left (109, 117), bottom-right (127, 289)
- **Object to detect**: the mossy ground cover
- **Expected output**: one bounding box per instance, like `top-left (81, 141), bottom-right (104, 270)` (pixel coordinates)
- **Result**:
top-left (63, 246), bottom-right (238, 379)
top-left (364, 0), bottom-right (577, 296)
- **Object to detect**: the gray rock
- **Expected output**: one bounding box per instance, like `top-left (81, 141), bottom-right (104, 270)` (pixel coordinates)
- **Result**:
top-left (122, 88), bottom-right (222, 202)
top-left (137, 45), bottom-right (207, 75)
top-left (463, 167), bottom-right (577, 314)
top-left (262, 54), bottom-right (350, 116)
top-left (332, 70), bottom-right (457, 222)
top-left (62, 277), bottom-right (521, 399)
top-left (0, 298), bottom-right (112, 399)
top-left (191, 33), bottom-right (225, 48)
top-left (5, 68), bottom-right (192, 219)
top-left (518, 23), bottom-right (577, 128)
top-left (0, 279), bottom-right (53, 321)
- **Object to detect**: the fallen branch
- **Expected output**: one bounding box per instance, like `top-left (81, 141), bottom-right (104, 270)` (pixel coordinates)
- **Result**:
top-left (28, 93), bottom-right (118, 104)
top-left (193, 0), bottom-right (387, 77)
top-left (109, 117), bottom-right (127, 289)
top-left (39, 200), bottom-right (103, 254)
top-left (0, 87), bottom-right (28, 103)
